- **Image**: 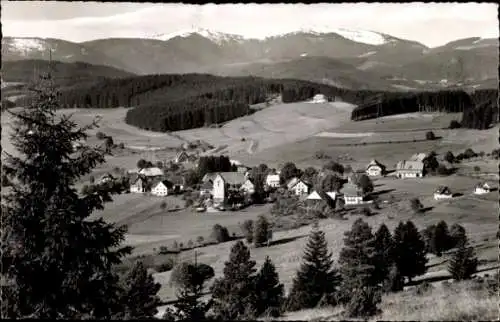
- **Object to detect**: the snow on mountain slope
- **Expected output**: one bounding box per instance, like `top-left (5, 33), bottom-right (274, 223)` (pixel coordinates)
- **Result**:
top-left (150, 28), bottom-right (246, 44)
top-left (331, 28), bottom-right (390, 45)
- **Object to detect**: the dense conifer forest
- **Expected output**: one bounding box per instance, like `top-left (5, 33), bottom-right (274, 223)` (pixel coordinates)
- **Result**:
top-left (351, 89), bottom-right (498, 130)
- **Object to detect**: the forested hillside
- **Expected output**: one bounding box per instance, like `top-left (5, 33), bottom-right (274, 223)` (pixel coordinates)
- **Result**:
top-left (37, 73), bottom-right (380, 132)
top-left (351, 89), bottom-right (498, 129)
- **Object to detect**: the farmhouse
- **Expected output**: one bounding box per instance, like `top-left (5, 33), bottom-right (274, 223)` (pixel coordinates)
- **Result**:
top-left (265, 174), bottom-right (281, 188)
top-left (474, 182), bottom-right (491, 195)
top-left (129, 175), bottom-right (147, 193)
top-left (212, 172), bottom-right (247, 203)
top-left (396, 160), bottom-right (424, 178)
top-left (168, 175), bottom-right (185, 193)
top-left (312, 94), bottom-right (327, 103)
top-left (341, 183), bottom-right (367, 205)
top-left (434, 186), bottom-right (453, 200)
top-left (151, 180), bottom-right (174, 197)
top-left (366, 159), bottom-right (386, 177)
top-left (202, 173), bottom-right (218, 184)
top-left (138, 167), bottom-right (164, 178)
top-left (287, 177), bottom-right (311, 196)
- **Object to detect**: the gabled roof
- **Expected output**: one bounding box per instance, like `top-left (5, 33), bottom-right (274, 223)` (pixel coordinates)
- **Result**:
top-left (307, 190), bottom-right (336, 201)
top-left (396, 160), bottom-right (424, 171)
top-left (217, 172), bottom-right (246, 185)
top-left (139, 167), bottom-right (164, 177)
top-left (475, 182), bottom-right (490, 189)
top-left (435, 185), bottom-right (451, 195)
top-left (366, 159), bottom-right (386, 170)
top-left (202, 173), bottom-right (218, 182)
top-left (287, 177), bottom-right (311, 190)
top-left (266, 174), bottom-right (280, 181)
top-left (130, 175), bottom-right (146, 185)
top-left (152, 179), bottom-right (174, 189)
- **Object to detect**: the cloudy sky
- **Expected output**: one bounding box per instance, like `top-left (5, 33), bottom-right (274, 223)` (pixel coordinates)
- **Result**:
top-left (2, 2), bottom-right (498, 47)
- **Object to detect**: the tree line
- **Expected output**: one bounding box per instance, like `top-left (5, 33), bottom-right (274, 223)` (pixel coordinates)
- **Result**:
top-left (351, 89), bottom-right (498, 130)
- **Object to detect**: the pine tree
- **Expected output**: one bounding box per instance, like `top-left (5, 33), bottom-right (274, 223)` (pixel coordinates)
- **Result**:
top-left (338, 218), bottom-right (378, 302)
top-left (392, 221), bottom-right (428, 283)
top-left (170, 261), bottom-right (214, 321)
top-left (449, 223), bottom-right (466, 248)
top-left (253, 215), bottom-right (270, 247)
top-left (1, 71), bottom-right (131, 318)
top-left (121, 261), bottom-right (161, 319)
top-left (210, 241), bottom-right (258, 320)
top-left (448, 236), bottom-right (478, 281)
top-left (373, 224), bottom-right (394, 285)
top-left (431, 220), bottom-right (451, 256)
top-left (286, 223), bottom-right (340, 311)
top-left (254, 256), bottom-right (284, 317)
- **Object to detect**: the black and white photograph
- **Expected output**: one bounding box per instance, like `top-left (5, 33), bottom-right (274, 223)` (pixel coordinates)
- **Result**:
top-left (1, 1), bottom-right (499, 320)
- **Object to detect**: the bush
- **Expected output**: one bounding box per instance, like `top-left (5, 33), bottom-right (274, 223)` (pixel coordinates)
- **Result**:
top-left (187, 240), bottom-right (194, 248)
top-left (160, 202), bottom-right (167, 210)
top-left (155, 259), bottom-right (175, 273)
top-left (345, 286), bottom-right (382, 318)
top-left (425, 131), bottom-right (436, 140)
top-left (464, 148), bottom-right (477, 159)
top-left (473, 166), bottom-right (481, 172)
top-left (361, 207), bottom-right (372, 217)
top-left (410, 198), bottom-right (423, 213)
top-left (254, 215), bottom-right (271, 247)
top-left (158, 246), bottom-right (169, 254)
top-left (414, 281), bottom-right (433, 295)
top-left (211, 224), bottom-right (230, 243)
top-left (437, 165), bottom-right (450, 175)
top-left (96, 131), bottom-right (107, 140)
top-left (444, 151), bottom-right (455, 163)
top-left (196, 235), bottom-right (204, 245)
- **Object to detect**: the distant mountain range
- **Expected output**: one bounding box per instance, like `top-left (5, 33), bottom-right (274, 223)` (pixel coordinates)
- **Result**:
top-left (2, 28), bottom-right (498, 91)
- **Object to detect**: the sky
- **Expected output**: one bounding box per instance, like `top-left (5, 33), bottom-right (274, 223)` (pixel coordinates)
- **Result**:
top-left (1, 2), bottom-right (498, 47)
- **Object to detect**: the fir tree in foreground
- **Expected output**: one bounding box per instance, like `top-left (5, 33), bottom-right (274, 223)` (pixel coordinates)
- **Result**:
top-left (254, 256), bottom-right (284, 317)
top-left (447, 236), bottom-right (478, 281)
top-left (1, 72), bottom-right (132, 319)
top-left (373, 224), bottom-right (394, 285)
top-left (169, 261), bottom-right (215, 321)
top-left (338, 218), bottom-right (378, 302)
top-left (286, 222), bottom-right (340, 311)
top-left (121, 261), bottom-right (161, 319)
top-left (210, 241), bottom-right (258, 320)
top-left (392, 221), bottom-right (428, 283)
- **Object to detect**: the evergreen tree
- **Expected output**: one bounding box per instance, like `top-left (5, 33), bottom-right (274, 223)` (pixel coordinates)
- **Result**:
top-left (431, 220), bottom-right (451, 256)
top-left (240, 219), bottom-right (254, 244)
top-left (210, 241), bottom-right (258, 320)
top-left (1, 72), bottom-right (131, 319)
top-left (254, 256), bottom-right (284, 317)
top-left (170, 261), bottom-right (215, 321)
top-left (253, 215), bottom-right (270, 247)
top-left (448, 236), bottom-right (478, 281)
top-left (286, 223), bottom-right (340, 311)
top-left (449, 223), bottom-right (466, 248)
top-left (338, 218), bottom-right (378, 302)
top-left (121, 261), bottom-right (161, 319)
top-left (382, 264), bottom-right (404, 293)
top-left (392, 221), bottom-right (428, 283)
top-left (373, 224), bottom-right (394, 285)
top-left (345, 286), bottom-right (382, 318)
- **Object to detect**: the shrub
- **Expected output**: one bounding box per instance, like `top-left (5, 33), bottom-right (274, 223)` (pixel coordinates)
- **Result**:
top-left (444, 151), bottom-right (455, 163)
top-left (414, 281), bottom-right (434, 295)
top-left (425, 131), bottom-right (436, 140)
top-left (118, 142), bottom-right (125, 149)
top-left (179, 242), bottom-right (184, 249)
top-left (464, 148), bottom-right (477, 159)
top-left (473, 166), bottom-right (481, 172)
top-left (382, 265), bottom-right (404, 293)
top-left (345, 286), bottom-right (382, 318)
top-left (437, 164), bottom-right (450, 175)
top-left (158, 246), bottom-right (169, 254)
top-left (187, 240), bottom-right (194, 249)
top-left (410, 198), bottom-right (423, 213)
top-left (160, 202), bottom-right (167, 210)
top-left (196, 236), bottom-right (204, 245)
top-left (253, 215), bottom-right (270, 247)
top-left (361, 207), bottom-right (372, 217)
top-left (211, 224), bottom-right (230, 243)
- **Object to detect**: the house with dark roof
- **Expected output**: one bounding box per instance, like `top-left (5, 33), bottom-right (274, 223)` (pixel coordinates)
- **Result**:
top-left (341, 183), bottom-right (367, 205)
top-left (434, 185), bottom-right (453, 200)
top-left (366, 159), bottom-right (386, 177)
top-left (130, 175), bottom-right (147, 193)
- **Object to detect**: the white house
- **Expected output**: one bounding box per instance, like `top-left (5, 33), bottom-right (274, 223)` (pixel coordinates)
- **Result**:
top-left (230, 159), bottom-right (243, 166)
top-left (312, 94), bottom-right (327, 103)
top-left (396, 160), bottom-right (424, 178)
top-left (212, 172), bottom-right (247, 203)
top-left (265, 174), bottom-right (281, 188)
top-left (139, 167), bottom-right (164, 178)
top-left (241, 179), bottom-right (255, 195)
top-left (434, 186), bottom-right (453, 200)
top-left (341, 183), bottom-right (366, 205)
top-left (151, 180), bottom-right (174, 197)
top-left (366, 159), bottom-right (386, 177)
top-left (474, 182), bottom-right (491, 195)
top-left (130, 176), bottom-right (147, 193)
top-left (287, 178), bottom-right (311, 196)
